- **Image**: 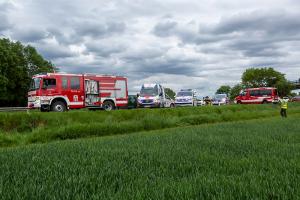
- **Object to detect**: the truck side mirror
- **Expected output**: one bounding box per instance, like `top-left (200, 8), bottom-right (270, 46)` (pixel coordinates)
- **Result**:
top-left (42, 79), bottom-right (48, 89)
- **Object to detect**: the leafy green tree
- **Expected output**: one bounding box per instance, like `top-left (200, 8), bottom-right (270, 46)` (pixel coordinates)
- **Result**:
top-left (0, 38), bottom-right (55, 106)
top-left (242, 67), bottom-right (285, 88)
top-left (230, 84), bottom-right (243, 100)
top-left (216, 85), bottom-right (231, 96)
top-left (24, 45), bottom-right (56, 77)
top-left (276, 80), bottom-right (294, 97)
top-left (241, 67), bottom-right (292, 96)
top-left (165, 88), bottom-right (176, 99)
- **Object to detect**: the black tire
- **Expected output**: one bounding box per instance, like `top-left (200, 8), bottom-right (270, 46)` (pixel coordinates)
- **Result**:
top-left (40, 107), bottom-right (48, 112)
top-left (170, 103), bottom-right (175, 108)
top-left (262, 100), bottom-right (267, 104)
top-left (103, 101), bottom-right (115, 111)
top-left (51, 101), bottom-right (66, 112)
top-left (237, 101), bottom-right (241, 104)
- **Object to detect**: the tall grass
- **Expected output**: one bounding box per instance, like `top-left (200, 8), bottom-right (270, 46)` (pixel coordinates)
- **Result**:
top-left (1, 103), bottom-right (300, 147)
top-left (1, 116), bottom-right (300, 199)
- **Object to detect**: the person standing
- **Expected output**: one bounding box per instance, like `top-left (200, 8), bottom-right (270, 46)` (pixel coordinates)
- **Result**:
top-left (279, 97), bottom-right (288, 118)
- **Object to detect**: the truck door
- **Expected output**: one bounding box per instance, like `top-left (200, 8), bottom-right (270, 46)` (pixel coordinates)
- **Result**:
top-left (115, 80), bottom-right (127, 106)
top-left (239, 90), bottom-right (247, 103)
top-left (41, 78), bottom-right (58, 96)
top-left (69, 76), bottom-right (84, 108)
top-left (85, 79), bottom-right (100, 107)
top-left (159, 85), bottom-right (165, 107)
top-left (249, 90), bottom-right (259, 104)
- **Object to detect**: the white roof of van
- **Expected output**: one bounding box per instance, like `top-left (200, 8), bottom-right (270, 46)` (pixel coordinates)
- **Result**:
top-left (143, 83), bottom-right (157, 87)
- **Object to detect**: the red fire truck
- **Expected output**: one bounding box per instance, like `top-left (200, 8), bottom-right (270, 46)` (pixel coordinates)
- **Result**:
top-left (234, 87), bottom-right (279, 104)
top-left (28, 73), bottom-right (128, 111)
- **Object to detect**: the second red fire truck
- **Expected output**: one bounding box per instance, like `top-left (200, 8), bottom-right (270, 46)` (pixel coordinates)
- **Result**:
top-left (28, 73), bottom-right (128, 111)
top-left (234, 87), bottom-right (279, 104)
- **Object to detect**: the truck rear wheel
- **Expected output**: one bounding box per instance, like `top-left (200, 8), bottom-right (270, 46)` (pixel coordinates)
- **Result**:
top-left (103, 101), bottom-right (115, 111)
top-left (51, 101), bottom-right (66, 112)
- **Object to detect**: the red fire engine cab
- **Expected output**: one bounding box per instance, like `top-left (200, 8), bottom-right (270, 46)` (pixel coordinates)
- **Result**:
top-left (28, 73), bottom-right (128, 111)
top-left (234, 87), bottom-right (279, 104)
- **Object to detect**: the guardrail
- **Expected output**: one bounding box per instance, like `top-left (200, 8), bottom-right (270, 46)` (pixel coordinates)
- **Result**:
top-left (0, 107), bottom-right (29, 112)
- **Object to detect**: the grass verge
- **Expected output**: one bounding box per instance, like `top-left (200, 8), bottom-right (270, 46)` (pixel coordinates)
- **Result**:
top-left (0, 103), bottom-right (300, 147)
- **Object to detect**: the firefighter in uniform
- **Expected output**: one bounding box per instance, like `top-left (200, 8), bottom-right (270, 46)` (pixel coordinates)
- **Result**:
top-left (204, 96), bottom-right (212, 106)
top-left (279, 97), bottom-right (288, 118)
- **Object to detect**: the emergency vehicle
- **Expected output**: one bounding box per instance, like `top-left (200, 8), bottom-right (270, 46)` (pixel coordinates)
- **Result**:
top-left (28, 73), bottom-right (128, 111)
top-left (212, 94), bottom-right (229, 106)
top-left (137, 83), bottom-right (175, 108)
top-left (235, 87), bottom-right (279, 104)
top-left (175, 89), bottom-right (197, 107)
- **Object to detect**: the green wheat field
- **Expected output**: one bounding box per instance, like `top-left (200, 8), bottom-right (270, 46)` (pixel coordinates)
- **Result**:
top-left (1, 104), bottom-right (300, 199)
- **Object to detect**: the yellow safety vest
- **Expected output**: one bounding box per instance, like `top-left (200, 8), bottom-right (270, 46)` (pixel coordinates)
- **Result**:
top-left (281, 100), bottom-right (288, 109)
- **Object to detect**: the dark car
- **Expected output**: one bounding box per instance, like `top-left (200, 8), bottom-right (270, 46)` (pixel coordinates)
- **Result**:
top-left (127, 95), bottom-right (138, 109)
top-left (292, 96), bottom-right (300, 102)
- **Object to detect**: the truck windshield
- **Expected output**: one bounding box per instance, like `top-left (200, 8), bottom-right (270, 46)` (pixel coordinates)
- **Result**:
top-left (214, 94), bottom-right (227, 99)
top-left (177, 91), bottom-right (192, 97)
top-left (140, 86), bottom-right (158, 96)
top-left (30, 78), bottom-right (41, 91)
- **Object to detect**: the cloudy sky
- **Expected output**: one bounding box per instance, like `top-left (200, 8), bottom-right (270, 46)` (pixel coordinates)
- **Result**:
top-left (1, 0), bottom-right (300, 95)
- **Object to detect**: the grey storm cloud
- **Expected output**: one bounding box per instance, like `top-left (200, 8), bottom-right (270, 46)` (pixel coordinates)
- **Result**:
top-left (0, 2), bottom-right (13, 32)
top-left (85, 41), bottom-right (127, 57)
top-left (36, 42), bottom-right (75, 60)
top-left (225, 39), bottom-right (287, 57)
top-left (75, 21), bottom-right (126, 38)
top-left (12, 28), bottom-right (48, 43)
top-left (0, 15), bottom-right (10, 32)
top-left (153, 11), bottom-right (300, 50)
top-left (153, 21), bottom-right (178, 37)
top-left (46, 28), bottom-right (83, 45)
top-left (129, 59), bottom-right (198, 76)
top-left (1, 0), bottom-right (300, 94)
top-left (209, 11), bottom-right (300, 37)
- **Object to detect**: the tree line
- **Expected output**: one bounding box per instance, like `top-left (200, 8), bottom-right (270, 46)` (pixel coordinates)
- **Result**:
top-left (216, 67), bottom-right (295, 100)
top-left (0, 38), bottom-right (55, 106)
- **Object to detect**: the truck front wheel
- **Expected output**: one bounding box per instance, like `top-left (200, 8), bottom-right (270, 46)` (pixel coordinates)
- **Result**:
top-left (51, 101), bottom-right (66, 112)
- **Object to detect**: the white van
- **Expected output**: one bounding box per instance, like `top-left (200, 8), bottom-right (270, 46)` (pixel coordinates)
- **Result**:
top-left (137, 84), bottom-right (175, 108)
top-left (175, 89), bottom-right (197, 107)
